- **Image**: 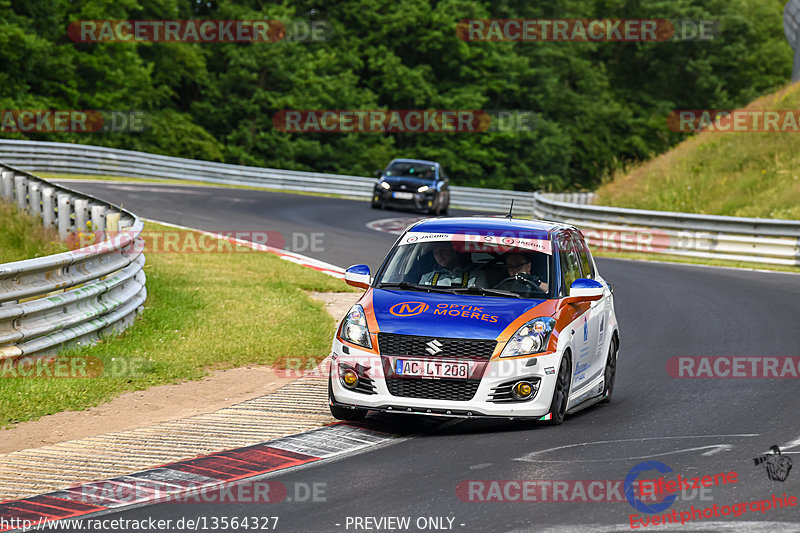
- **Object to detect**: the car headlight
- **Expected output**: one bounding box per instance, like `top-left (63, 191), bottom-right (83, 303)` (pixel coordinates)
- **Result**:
top-left (338, 304), bottom-right (372, 349)
top-left (380, 181), bottom-right (391, 190)
top-left (417, 185), bottom-right (429, 193)
top-left (500, 317), bottom-right (555, 358)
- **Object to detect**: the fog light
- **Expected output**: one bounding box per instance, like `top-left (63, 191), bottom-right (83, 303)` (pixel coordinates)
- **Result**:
top-left (512, 380), bottom-right (535, 401)
top-left (342, 369), bottom-right (358, 389)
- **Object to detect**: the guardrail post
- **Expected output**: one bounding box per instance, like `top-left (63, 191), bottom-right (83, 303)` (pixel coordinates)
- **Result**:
top-left (28, 182), bottom-right (42, 219)
top-left (106, 211), bottom-right (120, 233)
top-left (0, 171), bottom-right (13, 200)
top-left (91, 205), bottom-right (107, 233)
top-left (74, 198), bottom-right (89, 231)
top-left (41, 186), bottom-right (56, 228)
top-left (14, 175), bottom-right (28, 211)
top-left (57, 193), bottom-right (72, 239)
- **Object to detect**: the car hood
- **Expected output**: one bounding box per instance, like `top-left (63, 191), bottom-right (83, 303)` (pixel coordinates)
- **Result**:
top-left (368, 288), bottom-right (551, 340)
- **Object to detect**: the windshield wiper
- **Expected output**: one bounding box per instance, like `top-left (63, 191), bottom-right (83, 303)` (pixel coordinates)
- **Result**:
top-left (450, 286), bottom-right (522, 298)
top-left (378, 282), bottom-right (458, 294)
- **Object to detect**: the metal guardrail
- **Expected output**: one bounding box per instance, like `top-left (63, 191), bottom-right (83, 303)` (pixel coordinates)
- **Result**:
top-left (0, 163), bottom-right (146, 361)
top-left (0, 139), bottom-right (534, 213)
top-left (1, 140), bottom-right (798, 267)
top-left (534, 192), bottom-right (800, 266)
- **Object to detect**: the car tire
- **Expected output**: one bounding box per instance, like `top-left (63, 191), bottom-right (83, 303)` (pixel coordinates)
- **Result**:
top-left (599, 337), bottom-right (617, 404)
top-left (427, 197), bottom-right (439, 216)
top-left (434, 197), bottom-right (443, 216)
top-left (328, 377), bottom-right (368, 422)
top-left (543, 353), bottom-right (571, 425)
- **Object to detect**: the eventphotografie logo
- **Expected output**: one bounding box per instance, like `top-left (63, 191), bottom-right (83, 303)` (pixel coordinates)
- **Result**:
top-left (625, 461), bottom-right (678, 514)
top-left (754, 446), bottom-right (793, 482)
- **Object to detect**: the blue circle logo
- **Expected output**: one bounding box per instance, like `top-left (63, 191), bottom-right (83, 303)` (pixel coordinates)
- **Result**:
top-left (624, 461), bottom-right (677, 514)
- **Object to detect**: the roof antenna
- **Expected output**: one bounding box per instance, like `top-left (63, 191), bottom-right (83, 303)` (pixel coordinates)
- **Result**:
top-left (505, 199), bottom-right (514, 219)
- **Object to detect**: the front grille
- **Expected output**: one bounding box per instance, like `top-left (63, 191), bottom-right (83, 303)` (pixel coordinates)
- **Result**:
top-left (378, 333), bottom-right (496, 360)
top-left (386, 378), bottom-right (480, 401)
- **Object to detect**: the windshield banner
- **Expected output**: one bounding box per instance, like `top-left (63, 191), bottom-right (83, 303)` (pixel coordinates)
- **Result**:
top-left (399, 232), bottom-right (552, 255)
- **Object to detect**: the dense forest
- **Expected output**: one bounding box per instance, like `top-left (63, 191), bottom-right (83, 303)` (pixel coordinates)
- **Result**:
top-left (0, 0), bottom-right (792, 191)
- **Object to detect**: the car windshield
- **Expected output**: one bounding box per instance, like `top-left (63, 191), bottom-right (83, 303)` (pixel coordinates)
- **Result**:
top-left (385, 162), bottom-right (435, 180)
top-left (375, 233), bottom-right (553, 299)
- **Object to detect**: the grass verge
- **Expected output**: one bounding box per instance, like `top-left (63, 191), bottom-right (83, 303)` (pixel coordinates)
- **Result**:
top-left (0, 202), bottom-right (67, 263)
top-left (595, 83), bottom-right (800, 219)
top-left (0, 220), bottom-right (356, 428)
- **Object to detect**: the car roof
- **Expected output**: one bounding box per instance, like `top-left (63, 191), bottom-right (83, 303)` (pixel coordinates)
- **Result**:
top-left (388, 158), bottom-right (439, 166)
top-left (407, 216), bottom-right (578, 237)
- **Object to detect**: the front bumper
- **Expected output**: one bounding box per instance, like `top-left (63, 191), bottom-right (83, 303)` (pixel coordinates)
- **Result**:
top-left (373, 189), bottom-right (437, 211)
top-left (330, 338), bottom-right (562, 419)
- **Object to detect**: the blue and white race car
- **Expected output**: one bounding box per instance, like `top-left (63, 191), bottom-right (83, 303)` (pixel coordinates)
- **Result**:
top-left (329, 216), bottom-right (619, 425)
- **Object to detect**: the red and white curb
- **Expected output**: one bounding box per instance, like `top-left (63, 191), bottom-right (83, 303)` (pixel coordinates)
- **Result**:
top-left (0, 424), bottom-right (396, 531)
top-left (366, 216), bottom-right (428, 235)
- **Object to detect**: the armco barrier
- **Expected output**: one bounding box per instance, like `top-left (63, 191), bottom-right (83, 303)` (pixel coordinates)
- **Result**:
top-left (0, 139), bottom-right (533, 213)
top-left (1, 140), bottom-right (798, 266)
top-left (0, 163), bottom-right (146, 361)
top-left (533, 192), bottom-right (800, 266)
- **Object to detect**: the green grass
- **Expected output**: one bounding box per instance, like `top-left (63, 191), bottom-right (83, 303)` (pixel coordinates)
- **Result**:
top-left (595, 84), bottom-right (800, 219)
top-left (0, 220), bottom-right (355, 428)
top-left (0, 202), bottom-right (67, 263)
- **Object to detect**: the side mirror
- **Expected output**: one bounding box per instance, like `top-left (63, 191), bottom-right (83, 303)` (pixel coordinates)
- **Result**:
top-left (345, 264), bottom-right (371, 289)
top-left (375, 170), bottom-right (383, 178)
top-left (566, 278), bottom-right (604, 302)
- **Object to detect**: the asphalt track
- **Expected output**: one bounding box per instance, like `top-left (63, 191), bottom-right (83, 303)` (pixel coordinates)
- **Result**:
top-left (53, 182), bottom-right (800, 532)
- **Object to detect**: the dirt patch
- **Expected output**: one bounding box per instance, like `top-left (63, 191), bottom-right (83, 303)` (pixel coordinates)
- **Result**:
top-left (0, 366), bottom-right (294, 454)
top-left (0, 291), bottom-right (362, 455)
top-left (309, 291), bottom-right (362, 322)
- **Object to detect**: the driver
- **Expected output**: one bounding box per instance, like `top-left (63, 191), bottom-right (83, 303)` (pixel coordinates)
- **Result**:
top-left (495, 252), bottom-right (548, 292)
top-left (419, 241), bottom-right (485, 287)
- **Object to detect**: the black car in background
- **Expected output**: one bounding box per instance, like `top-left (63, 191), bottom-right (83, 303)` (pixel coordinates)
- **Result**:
top-left (371, 158), bottom-right (450, 215)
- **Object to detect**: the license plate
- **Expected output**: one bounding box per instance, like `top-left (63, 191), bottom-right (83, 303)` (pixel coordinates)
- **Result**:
top-left (395, 359), bottom-right (470, 379)
top-left (392, 191), bottom-right (414, 200)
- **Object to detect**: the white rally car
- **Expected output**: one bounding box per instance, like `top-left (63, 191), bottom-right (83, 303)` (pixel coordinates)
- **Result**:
top-left (329, 216), bottom-right (619, 425)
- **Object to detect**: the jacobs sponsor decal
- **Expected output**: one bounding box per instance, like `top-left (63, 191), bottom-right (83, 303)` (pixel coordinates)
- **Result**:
top-left (389, 301), bottom-right (430, 317)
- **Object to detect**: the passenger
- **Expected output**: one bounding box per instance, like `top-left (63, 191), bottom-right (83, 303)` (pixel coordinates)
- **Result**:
top-left (419, 241), bottom-right (485, 287)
